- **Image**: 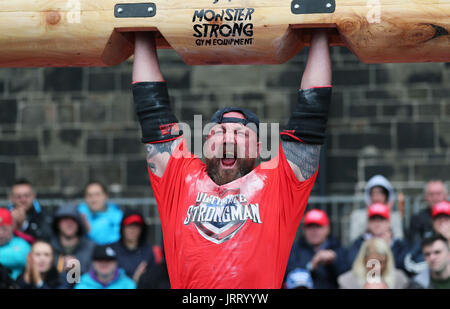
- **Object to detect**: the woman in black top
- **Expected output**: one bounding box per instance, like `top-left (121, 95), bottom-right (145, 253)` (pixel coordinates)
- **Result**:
top-left (16, 240), bottom-right (62, 289)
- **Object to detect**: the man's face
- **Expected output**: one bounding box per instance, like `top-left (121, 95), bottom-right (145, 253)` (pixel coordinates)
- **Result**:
top-left (58, 217), bottom-right (79, 238)
top-left (85, 184), bottom-right (107, 212)
top-left (10, 184), bottom-right (35, 212)
top-left (123, 224), bottom-right (142, 243)
top-left (423, 240), bottom-right (449, 274)
top-left (204, 112), bottom-right (261, 186)
top-left (425, 181), bottom-right (448, 208)
top-left (370, 187), bottom-right (388, 204)
top-left (304, 224), bottom-right (329, 247)
top-left (93, 260), bottom-right (118, 277)
top-left (367, 216), bottom-right (390, 237)
top-left (0, 225), bottom-right (13, 246)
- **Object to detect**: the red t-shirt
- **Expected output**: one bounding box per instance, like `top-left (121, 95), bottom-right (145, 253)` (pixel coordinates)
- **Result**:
top-left (148, 138), bottom-right (317, 288)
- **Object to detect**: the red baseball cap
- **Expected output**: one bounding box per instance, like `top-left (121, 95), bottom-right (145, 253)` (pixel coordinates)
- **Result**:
top-left (432, 201), bottom-right (450, 218)
top-left (368, 203), bottom-right (390, 219)
top-left (303, 209), bottom-right (329, 226)
top-left (122, 214), bottom-right (145, 226)
top-left (0, 208), bottom-right (13, 226)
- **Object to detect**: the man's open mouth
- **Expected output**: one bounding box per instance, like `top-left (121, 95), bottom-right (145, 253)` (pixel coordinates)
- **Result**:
top-left (220, 150), bottom-right (237, 169)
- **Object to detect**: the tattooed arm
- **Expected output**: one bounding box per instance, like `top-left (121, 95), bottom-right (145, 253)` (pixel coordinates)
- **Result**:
top-left (282, 142), bottom-right (321, 181)
top-left (282, 30), bottom-right (331, 182)
top-left (145, 139), bottom-right (182, 178)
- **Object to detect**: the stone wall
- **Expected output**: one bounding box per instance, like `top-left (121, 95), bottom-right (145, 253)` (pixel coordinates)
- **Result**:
top-left (0, 47), bottom-right (449, 199)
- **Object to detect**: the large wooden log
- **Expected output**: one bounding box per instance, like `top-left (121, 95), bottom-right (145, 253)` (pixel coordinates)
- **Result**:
top-left (0, 0), bottom-right (448, 67)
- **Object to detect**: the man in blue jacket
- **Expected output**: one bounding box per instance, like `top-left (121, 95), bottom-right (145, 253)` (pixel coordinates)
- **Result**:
top-left (74, 244), bottom-right (136, 289)
top-left (78, 182), bottom-right (123, 245)
top-left (285, 209), bottom-right (349, 289)
top-left (0, 208), bottom-right (31, 280)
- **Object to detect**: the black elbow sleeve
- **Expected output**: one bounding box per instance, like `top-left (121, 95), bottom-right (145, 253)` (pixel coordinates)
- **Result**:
top-left (132, 82), bottom-right (183, 144)
top-left (280, 86), bottom-right (332, 145)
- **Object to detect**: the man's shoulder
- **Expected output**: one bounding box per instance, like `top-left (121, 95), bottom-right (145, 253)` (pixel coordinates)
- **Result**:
top-left (116, 269), bottom-right (137, 289)
top-left (413, 267), bottom-right (430, 288)
top-left (10, 236), bottom-right (31, 250)
top-left (105, 202), bottom-right (123, 215)
top-left (77, 203), bottom-right (90, 214)
top-left (74, 273), bottom-right (98, 289)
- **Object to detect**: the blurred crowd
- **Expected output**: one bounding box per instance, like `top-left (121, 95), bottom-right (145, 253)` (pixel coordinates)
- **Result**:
top-left (284, 176), bottom-right (450, 289)
top-left (0, 180), bottom-right (169, 289)
top-left (0, 176), bottom-right (449, 289)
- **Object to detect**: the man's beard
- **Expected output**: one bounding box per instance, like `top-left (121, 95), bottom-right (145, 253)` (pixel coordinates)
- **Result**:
top-left (205, 157), bottom-right (256, 186)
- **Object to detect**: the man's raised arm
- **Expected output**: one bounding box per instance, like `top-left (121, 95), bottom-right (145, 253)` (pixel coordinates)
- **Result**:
top-left (280, 31), bottom-right (332, 182)
top-left (132, 32), bottom-right (183, 178)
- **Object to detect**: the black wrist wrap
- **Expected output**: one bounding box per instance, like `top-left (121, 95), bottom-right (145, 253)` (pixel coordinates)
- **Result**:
top-left (132, 82), bottom-right (183, 144)
top-left (280, 86), bottom-right (332, 145)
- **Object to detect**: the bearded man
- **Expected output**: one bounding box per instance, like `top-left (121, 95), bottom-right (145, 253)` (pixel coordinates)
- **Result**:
top-left (131, 29), bottom-right (332, 288)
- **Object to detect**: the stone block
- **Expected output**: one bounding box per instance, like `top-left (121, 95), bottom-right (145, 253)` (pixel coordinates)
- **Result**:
top-left (397, 122), bottom-right (435, 149)
top-left (87, 137), bottom-right (108, 155)
top-left (0, 162), bottom-right (16, 187)
top-left (0, 99), bottom-right (17, 124)
top-left (126, 159), bottom-right (150, 186)
top-left (44, 68), bottom-right (83, 92)
top-left (333, 69), bottom-right (370, 86)
top-left (113, 137), bottom-right (142, 155)
top-left (327, 155), bottom-right (358, 184)
top-left (0, 139), bottom-right (39, 156)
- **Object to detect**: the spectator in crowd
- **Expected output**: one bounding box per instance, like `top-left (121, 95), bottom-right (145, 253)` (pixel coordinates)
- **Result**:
top-left (408, 180), bottom-right (448, 244)
top-left (285, 209), bottom-right (349, 289)
top-left (338, 238), bottom-right (410, 289)
top-left (349, 175), bottom-right (404, 242)
top-left (404, 201), bottom-right (450, 276)
top-left (430, 201), bottom-right (450, 244)
top-left (413, 234), bottom-right (450, 289)
top-left (16, 240), bottom-right (62, 289)
top-left (111, 210), bottom-right (154, 283)
top-left (8, 179), bottom-right (53, 243)
top-left (347, 203), bottom-right (409, 272)
top-left (77, 182), bottom-right (123, 245)
top-left (137, 241), bottom-right (171, 289)
top-left (74, 244), bottom-right (136, 289)
top-left (50, 204), bottom-right (95, 280)
top-left (0, 208), bottom-right (31, 280)
top-left (284, 268), bottom-right (314, 289)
